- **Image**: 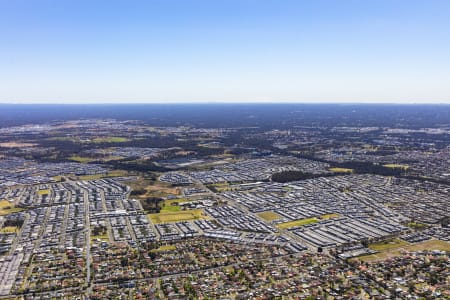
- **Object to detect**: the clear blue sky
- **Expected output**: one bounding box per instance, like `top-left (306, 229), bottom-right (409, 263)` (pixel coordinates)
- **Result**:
top-left (0, 0), bottom-right (449, 103)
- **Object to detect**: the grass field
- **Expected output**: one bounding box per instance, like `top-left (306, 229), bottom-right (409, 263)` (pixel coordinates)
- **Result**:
top-left (78, 170), bottom-right (128, 180)
top-left (257, 211), bottom-right (282, 221)
top-left (383, 164), bottom-right (409, 170)
top-left (407, 222), bottom-right (428, 229)
top-left (369, 238), bottom-right (409, 251)
top-left (150, 245), bottom-right (176, 252)
top-left (320, 213), bottom-right (340, 219)
top-left (0, 200), bottom-right (23, 216)
top-left (148, 209), bottom-right (207, 224)
top-left (357, 239), bottom-right (449, 262)
top-left (92, 137), bottom-right (129, 143)
top-left (329, 167), bottom-right (354, 173)
top-left (160, 199), bottom-right (192, 213)
top-left (69, 156), bottom-right (95, 163)
top-left (0, 226), bottom-right (19, 233)
top-left (145, 182), bottom-right (180, 198)
top-left (126, 178), bottom-right (180, 198)
top-left (160, 204), bottom-right (181, 213)
top-left (37, 189), bottom-right (51, 196)
top-left (276, 217), bottom-right (318, 229)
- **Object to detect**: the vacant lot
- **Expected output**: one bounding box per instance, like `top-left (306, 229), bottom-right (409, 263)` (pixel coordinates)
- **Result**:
top-left (148, 209), bottom-right (207, 224)
top-left (257, 211), bottom-right (282, 221)
top-left (276, 217), bottom-right (318, 229)
top-left (357, 239), bottom-right (449, 262)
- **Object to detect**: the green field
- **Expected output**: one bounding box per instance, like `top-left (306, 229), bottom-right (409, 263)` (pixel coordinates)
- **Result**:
top-left (92, 137), bottom-right (129, 143)
top-left (257, 211), bottom-right (282, 221)
top-left (276, 217), bottom-right (318, 229)
top-left (148, 209), bottom-right (207, 224)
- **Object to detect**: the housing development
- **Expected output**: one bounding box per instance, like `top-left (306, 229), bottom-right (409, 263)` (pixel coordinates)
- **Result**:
top-left (0, 105), bottom-right (449, 299)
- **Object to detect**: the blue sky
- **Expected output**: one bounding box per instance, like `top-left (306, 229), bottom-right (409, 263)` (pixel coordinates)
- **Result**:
top-left (0, 0), bottom-right (449, 103)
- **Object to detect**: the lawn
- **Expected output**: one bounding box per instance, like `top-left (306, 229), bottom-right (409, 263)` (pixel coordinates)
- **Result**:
top-left (358, 239), bottom-right (449, 262)
top-left (329, 167), bottom-right (354, 173)
top-left (148, 209), bottom-right (207, 224)
top-left (257, 211), bottom-right (282, 221)
top-left (276, 217), bottom-right (318, 229)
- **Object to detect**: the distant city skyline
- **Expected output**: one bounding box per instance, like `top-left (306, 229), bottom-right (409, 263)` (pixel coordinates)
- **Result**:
top-left (1, 0), bottom-right (449, 104)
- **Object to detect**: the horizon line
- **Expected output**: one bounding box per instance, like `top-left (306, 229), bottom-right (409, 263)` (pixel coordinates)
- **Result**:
top-left (1, 101), bottom-right (450, 105)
